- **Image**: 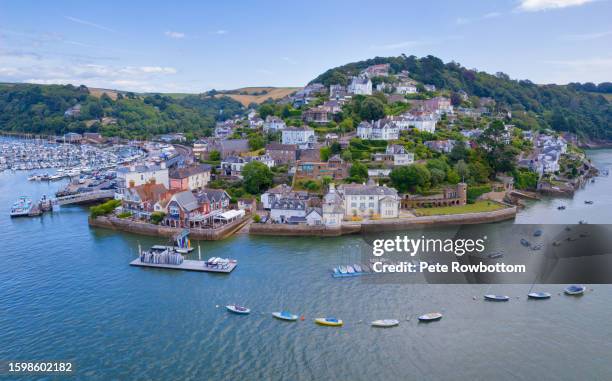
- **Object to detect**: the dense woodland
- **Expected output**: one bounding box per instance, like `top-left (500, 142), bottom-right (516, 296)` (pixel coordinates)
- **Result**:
top-left (0, 83), bottom-right (244, 139)
top-left (311, 55), bottom-right (611, 140)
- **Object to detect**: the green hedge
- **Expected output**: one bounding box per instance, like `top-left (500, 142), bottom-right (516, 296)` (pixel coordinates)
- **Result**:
top-left (90, 199), bottom-right (121, 218)
top-left (466, 185), bottom-right (491, 204)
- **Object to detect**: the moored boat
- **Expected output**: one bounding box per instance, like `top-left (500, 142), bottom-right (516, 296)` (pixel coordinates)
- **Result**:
top-left (315, 317), bottom-right (343, 327)
top-left (226, 305), bottom-right (251, 314)
top-left (528, 292), bottom-right (551, 299)
top-left (371, 319), bottom-right (399, 327)
top-left (564, 285), bottom-right (586, 295)
top-left (272, 311), bottom-right (299, 321)
top-left (418, 312), bottom-right (443, 322)
top-left (484, 294), bottom-right (510, 302)
top-left (353, 264), bottom-right (362, 273)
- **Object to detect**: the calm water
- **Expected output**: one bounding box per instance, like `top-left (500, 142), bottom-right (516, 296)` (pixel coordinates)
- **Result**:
top-left (1, 151), bottom-right (612, 380)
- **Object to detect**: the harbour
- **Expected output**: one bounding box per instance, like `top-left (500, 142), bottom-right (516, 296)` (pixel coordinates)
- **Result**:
top-left (1, 150), bottom-right (612, 380)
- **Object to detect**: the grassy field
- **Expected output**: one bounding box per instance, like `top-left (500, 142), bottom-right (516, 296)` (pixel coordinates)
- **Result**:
top-left (414, 201), bottom-right (505, 216)
top-left (214, 87), bottom-right (300, 106)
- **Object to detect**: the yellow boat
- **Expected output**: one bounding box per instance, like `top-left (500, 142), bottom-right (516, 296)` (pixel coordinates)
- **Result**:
top-left (315, 317), bottom-right (343, 326)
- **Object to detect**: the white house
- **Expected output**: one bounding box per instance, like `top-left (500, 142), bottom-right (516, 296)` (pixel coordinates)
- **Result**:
top-left (386, 144), bottom-right (414, 166)
top-left (263, 116), bottom-right (286, 132)
top-left (322, 184), bottom-right (344, 226)
top-left (339, 182), bottom-right (400, 219)
top-left (348, 76), bottom-right (372, 95)
top-left (305, 208), bottom-right (323, 226)
top-left (270, 197), bottom-right (307, 223)
top-left (261, 184), bottom-right (293, 209)
top-left (357, 119), bottom-right (399, 141)
top-left (115, 163), bottom-right (169, 199)
top-left (396, 82), bottom-right (418, 94)
top-left (282, 127), bottom-right (315, 149)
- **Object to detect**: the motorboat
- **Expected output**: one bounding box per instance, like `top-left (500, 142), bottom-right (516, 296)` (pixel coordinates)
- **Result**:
top-left (226, 305), bottom-right (251, 314)
top-left (584, 200), bottom-right (594, 205)
top-left (272, 311), bottom-right (299, 321)
top-left (520, 238), bottom-right (530, 247)
top-left (528, 292), bottom-right (551, 299)
top-left (315, 317), bottom-right (343, 327)
top-left (564, 285), bottom-right (586, 295)
top-left (371, 319), bottom-right (400, 328)
top-left (484, 294), bottom-right (510, 302)
top-left (533, 229), bottom-right (543, 237)
top-left (418, 313), bottom-right (443, 322)
top-left (557, 205), bottom-right (566, 210)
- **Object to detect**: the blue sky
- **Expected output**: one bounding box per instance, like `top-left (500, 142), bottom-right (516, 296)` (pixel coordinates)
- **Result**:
top-left (1, 0), bottom-right (610, 92)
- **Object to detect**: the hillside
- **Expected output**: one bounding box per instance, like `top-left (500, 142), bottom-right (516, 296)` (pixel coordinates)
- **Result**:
top-left (311, 55), bottom-right (611, 140)
top-left (0, 83), bottom-right (244, 139)
top-left (212, 87), bottom-right (299, 106)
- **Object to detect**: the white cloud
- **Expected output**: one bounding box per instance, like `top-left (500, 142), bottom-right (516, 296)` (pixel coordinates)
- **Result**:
top-left (0, 51), bottom-right (178, 92)
top-left (561, 30), bottom-right (612, 41)
top-left (517, 0), bottom-right (594, 12)
top-left (214, 30), bottom-right (228, 35)
top-left (456, 12), bottom-right (502, 25)
top-left (165, 31), bottom-right (185, 39)
top-left (64, 16), bottom-right (116, 33)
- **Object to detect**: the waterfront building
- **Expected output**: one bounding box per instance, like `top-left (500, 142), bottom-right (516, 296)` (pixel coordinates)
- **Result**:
top-left (281, 127), bottom-right (315, 149)
top-left (169, 164), bottom-right (212, 191)
top-left (338, 181), bottom-right (400, 219)
top-left (261, 184), bottom-right (293, 210)
top-left (270, 197), bottom-right (306, 223)
top-left (116, 162), bottom-right (169, 199)
top-left (164, 191), bottom-right (208, 228)
top-left (322, 183), bottom-right (344, 226)
top-left (400, 183), bottom-right (467, 209)
top-left (197, 188), bottom-right (231, 211)
top-left (63, 132), bottom-right (82, 144)
top-left (122, 183), bottom-right (169, 218)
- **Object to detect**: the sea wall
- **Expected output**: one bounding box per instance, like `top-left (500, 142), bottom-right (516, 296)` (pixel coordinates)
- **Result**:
top-left (249, 207), bottom-right (517, 237)
top-left (89, 215), bottom-right (250, 240)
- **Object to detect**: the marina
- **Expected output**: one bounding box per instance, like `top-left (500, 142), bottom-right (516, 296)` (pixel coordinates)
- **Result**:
top-left (129, 258), bottom-right (237, 273)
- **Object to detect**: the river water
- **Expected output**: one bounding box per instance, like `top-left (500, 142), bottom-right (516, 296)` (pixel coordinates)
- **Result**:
top-left (1, 150), bottom-right (611, 380)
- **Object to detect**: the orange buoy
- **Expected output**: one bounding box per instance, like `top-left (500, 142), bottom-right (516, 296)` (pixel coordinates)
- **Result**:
top-left (300, 315), bottom-right (305, 321)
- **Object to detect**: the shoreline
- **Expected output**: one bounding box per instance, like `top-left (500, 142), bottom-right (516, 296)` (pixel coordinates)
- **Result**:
top-left (88, 215), bottom-right (251, 240)
top-left (249, 206), bottom-right (517, 237)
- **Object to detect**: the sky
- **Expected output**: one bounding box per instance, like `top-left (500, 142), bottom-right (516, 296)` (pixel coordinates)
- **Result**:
top-left (1, 0), bottom-right (611, 93)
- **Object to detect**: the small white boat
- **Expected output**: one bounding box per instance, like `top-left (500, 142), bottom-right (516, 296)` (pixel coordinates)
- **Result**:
top-left (528, 292), bottom-right (551, 299)
top-left (353, 264), bottom-right (362, 273)
top-left (226, 305), bottom-right (251, 314)
top-left (347, 265), bottom-right (355, 274)
top-left (564, 285), bottom-right (586, 295)
top-left (272, 311), bottom-right (299, 321)
top-left (339, 266), bottom-right (347, 274)
top-left (484, 294), bottom-right (510, 302)
top-left (418, 313), bottom-right (443, 322)
top-left (371, 319), bottom-right (399, 328)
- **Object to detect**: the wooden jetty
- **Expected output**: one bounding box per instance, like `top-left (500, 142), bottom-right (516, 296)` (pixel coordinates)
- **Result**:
top-left (129, 258), bottom-right (237, 273)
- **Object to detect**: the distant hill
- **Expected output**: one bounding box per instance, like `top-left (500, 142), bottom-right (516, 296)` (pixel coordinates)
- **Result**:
top-left (211, 87), bottom-right (300, 106)
top-left (311, 55), bottom-right (611, 141)
top-left (0, 83), bottom-right (244, 139)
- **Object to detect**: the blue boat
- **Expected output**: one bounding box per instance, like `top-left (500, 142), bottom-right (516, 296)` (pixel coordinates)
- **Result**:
top-left (484, 294), bottom-right (510, 302)
top-left (272, 311), bottom-right (298, 321)
top-left (533, 229), bottom-right (543, 237)
top-left (564, 285), bottom-right (586, 295)
top-left (520, 239), bottom-right (530, 247)
top-left (528, 292), bottom-right (551, 299)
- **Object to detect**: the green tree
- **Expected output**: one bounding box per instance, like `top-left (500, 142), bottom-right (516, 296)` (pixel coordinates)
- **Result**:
top-left (348, 161), bottom-right (369, 183)
top-left (248, 134), bottom-right (265, 150)
top-left (454, 160), bottom-right (470, 181)
top-left (389, 164), bottom-right (431, 193)
top-left (242, 161), bottom-right (273, 194)
top-left (320, 146), bottom-right (331, 161)
top-left (208, 150), bottom-right (221, 161)
top-left (359, 97), bottom-right (385, 121)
